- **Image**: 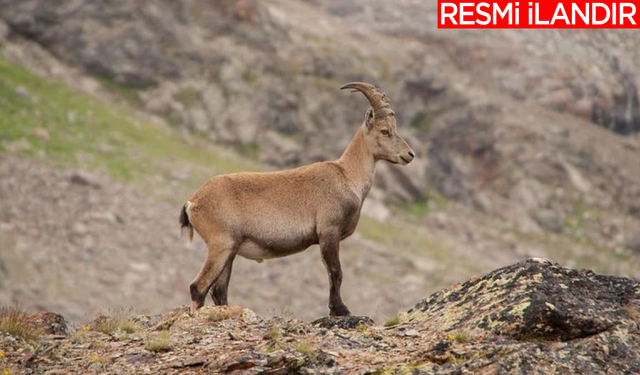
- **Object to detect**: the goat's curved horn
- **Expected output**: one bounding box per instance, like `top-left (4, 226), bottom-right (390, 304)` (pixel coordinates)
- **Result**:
top-left (340, 82), bottom-right (392, 117)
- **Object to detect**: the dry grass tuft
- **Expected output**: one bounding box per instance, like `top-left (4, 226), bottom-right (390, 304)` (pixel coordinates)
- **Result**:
top-left (207, 309), bottom-right (235, 323)
top-left (294, 341), bottom-right (314, 355)
top-left (356, 323), bottom-right (370, 333)
top-left (384, 315), bottom-right (401, 327)
top-left (453, 331), bottom-right (471, 344)
top-left (71, 331), bottom-right (89, 344)
top-left (93, 308), bottom-right (141, 334)
top-left (119, 320), bottom-right (140, 334)
top-left (145, 331), bottom-right (172, 352)
top-left (0, 305), bottom-right (42, 343)
top-left (267, 327), bottom-right (282, 340)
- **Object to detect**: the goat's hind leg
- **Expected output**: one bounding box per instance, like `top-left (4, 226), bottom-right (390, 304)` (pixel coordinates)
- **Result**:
top-left (189, 234), bottom-right (236, 314)
top-left (210, 255), bottom-right (235, 305)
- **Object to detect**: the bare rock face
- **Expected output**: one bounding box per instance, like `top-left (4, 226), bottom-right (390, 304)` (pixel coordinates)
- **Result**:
top-left (310, 0), bottom-right (640, 135)
top-left (0, 0), bottom-right (197, 87)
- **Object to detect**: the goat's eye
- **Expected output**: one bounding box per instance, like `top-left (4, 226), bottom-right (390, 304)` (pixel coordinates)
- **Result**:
top-left (380, 129), bottom-right (390, 136)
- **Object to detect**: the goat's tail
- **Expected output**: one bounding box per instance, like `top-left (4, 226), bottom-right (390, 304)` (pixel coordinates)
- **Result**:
top-left (179, 202), bottom-right (194, 243)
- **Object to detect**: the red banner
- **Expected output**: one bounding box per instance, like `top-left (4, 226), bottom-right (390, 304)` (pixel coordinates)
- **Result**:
top-left (437, 1), bottom-right (640, 28)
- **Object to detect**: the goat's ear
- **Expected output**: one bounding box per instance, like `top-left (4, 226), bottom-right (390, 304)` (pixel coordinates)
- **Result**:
top-left (363, 107), bottom-right (374, 133)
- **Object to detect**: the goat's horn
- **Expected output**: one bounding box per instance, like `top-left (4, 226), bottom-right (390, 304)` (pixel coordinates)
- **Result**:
top-left (340, 82), bottom-right (392, 117)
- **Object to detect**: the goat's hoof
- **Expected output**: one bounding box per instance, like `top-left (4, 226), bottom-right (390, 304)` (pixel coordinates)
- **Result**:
top-left (190, 301), bottom-right (203, 315)
top-left (329, 306), bottom-right (352, 317)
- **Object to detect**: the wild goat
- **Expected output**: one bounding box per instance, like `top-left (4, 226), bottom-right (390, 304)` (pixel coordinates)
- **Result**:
top-left (179, 82), bottom-right (415, 316)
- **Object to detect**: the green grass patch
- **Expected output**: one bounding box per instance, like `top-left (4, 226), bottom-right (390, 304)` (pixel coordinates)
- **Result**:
top-left (95, 76), bottom-right (143, 106)
top-left (0, 57), bottom-right (260, 203)
top-left (235, 141), bottom-right (260, 159)
top-left (400, 198), bottom-right (430, 217)
top-left (357, 216), bottom-right (447, 263)
top-left (399, 190), bottom-right (449, 218)
top-left (356, 212), bottom-right (485, 285)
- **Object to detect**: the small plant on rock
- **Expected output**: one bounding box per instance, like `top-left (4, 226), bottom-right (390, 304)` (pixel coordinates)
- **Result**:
top-left (384, 315), bottom-right (401, 327)
top-left (119, 320), bottom-right (140, 334)
top-left (294, 341), bottom-right (314, 356)
top-left (145, 331), bottom-right (172, 352)
top-left (267, 327), bottom-right (282, 340)
top-left (208, 310), bottom-right (233, 323)
top-left (453, 331), bottom-right (471, 344)
top-left (71, 331), bottom-right (89, 344)
top-left (92, 308), bottom-right (140, 334)
top-left (356, 323), bottom-right (370, 333)
top-left (93, 319), bottom-right (119, 335)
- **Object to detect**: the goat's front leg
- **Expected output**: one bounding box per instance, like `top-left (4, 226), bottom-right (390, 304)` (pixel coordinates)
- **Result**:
top-left (190, 234), bottom-right (235, 314)
top-left (319, 229), bottom-right (351, 316)
top-left (210, 255), bottom-right (234, 305)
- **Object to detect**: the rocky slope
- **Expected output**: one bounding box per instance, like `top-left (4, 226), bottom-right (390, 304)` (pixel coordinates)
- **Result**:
top-left (1, 0), bottom-right (640, 330)
top-left (1, 0), bottom-right (639, 236)
top-left (2, 259), bottom-right (639, 374)
top-left (2, 0), bottom-right (639, 205)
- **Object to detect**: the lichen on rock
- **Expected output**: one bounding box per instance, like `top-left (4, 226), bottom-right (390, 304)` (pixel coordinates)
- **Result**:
top-left (408, 258), bottom-right (640, 343)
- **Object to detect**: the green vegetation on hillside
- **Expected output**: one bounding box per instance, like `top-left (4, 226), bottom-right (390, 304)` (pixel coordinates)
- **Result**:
top-left (356, 215), bottom-right (482, 281)
top-left (399, 189), bottom-right (449, 218)
top-left (0, 57), bottom-right (259, 202)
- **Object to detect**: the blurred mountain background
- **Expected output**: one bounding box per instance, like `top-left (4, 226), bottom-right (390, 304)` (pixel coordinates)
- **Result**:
top-left (0, 0), bottom-right (639, 323)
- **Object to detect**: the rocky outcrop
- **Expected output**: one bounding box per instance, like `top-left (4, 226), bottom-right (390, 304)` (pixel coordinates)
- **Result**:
top-left (408, 258), bottom-right (640, 342)
top-left (2, 259), bottom-right (639, 374)
top-left (403, 258), bottom-right (640, 373)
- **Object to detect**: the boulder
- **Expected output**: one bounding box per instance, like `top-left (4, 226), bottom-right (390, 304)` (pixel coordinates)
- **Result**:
top-left (404, 258), bottom-right (640, 374)
top-left (408, 258), bottom-right (640, 341)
